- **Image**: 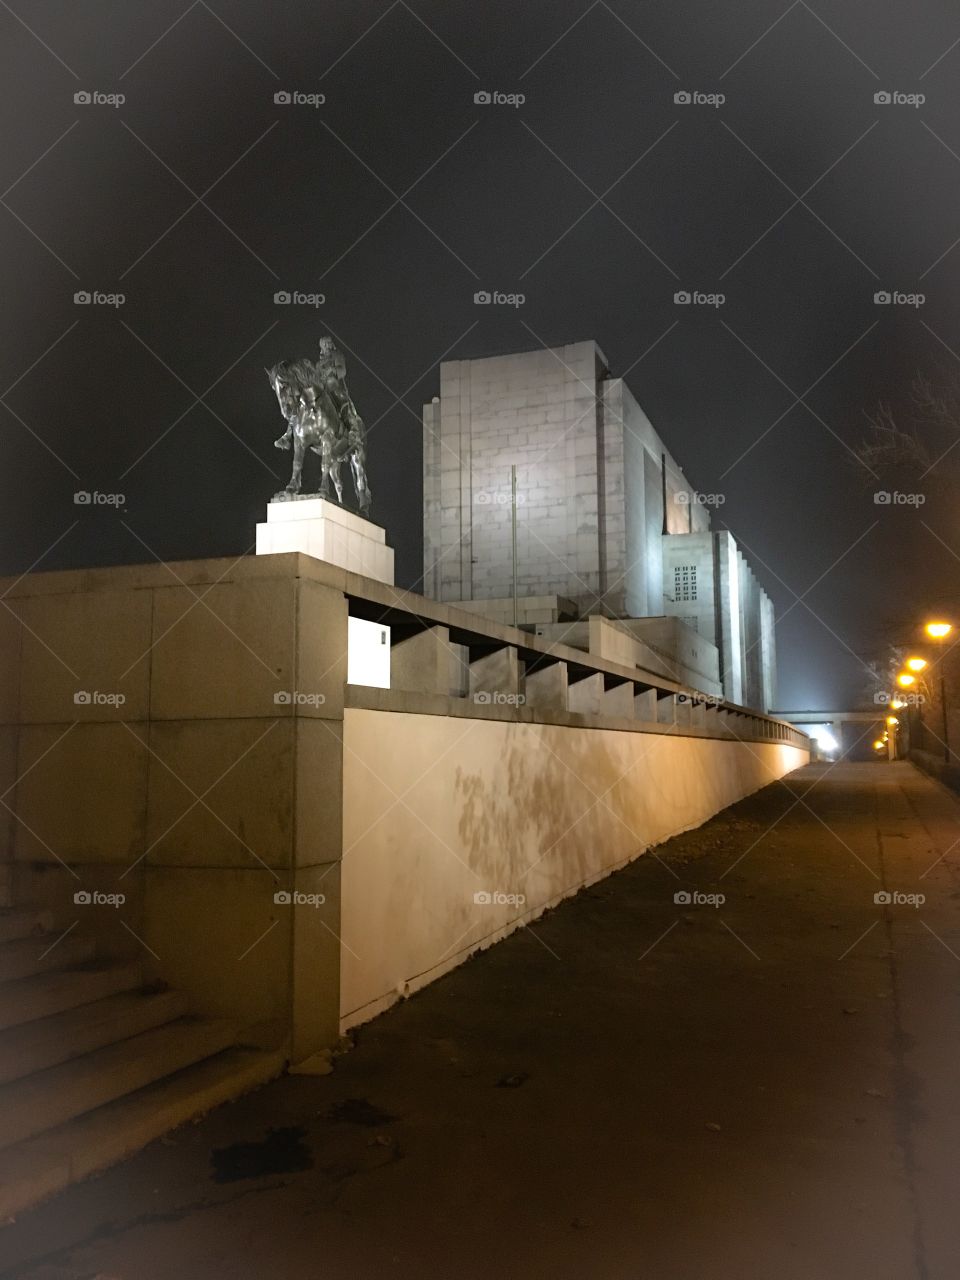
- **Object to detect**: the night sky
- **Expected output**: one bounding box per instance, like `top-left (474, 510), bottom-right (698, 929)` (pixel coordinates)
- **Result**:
top-left (2, 0), bottom-right (960, 708)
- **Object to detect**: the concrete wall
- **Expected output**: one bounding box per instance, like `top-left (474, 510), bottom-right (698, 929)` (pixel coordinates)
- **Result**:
top-left (340, 707), bottom-right (806, 1028)
top-left (662, 530), bottom-right (776, 711)
top-left (533, 615), bottom-right (721, 697)
top-left (1, 551), bottom-right (806, 1061)
top-left (422, 341), bottom-right (706, 618)
top-left (760, 592), bottom-right (777, 711)
top-left (661, 530), bottom-right (717, 648)
top-left (617, 378), bottom-right (709, 617)
top-left (423, 342), bottom-right (604, 609)
top-left (0, 556), bottom-right (347, 1061)
top-left (619, 616), bottom-right (721, 694)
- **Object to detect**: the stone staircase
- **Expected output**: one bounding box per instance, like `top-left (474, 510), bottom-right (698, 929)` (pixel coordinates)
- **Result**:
top-left (0, 897), bottom-right (284, 1221)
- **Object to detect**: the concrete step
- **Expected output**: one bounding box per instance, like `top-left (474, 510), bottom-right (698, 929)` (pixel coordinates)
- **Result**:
top-left (0, 988), bottom-right (188, 1086)
top-left (0, 961), bottom-right (142, 1032)
top-left (0, 908), bottom-right (54, 945)
top-left (0, 933), bottom-right (95, 985)
top-left (0, 1016), bottom-right (240, 1149)
top-left (0, 1045), bottom-right (285, 1221)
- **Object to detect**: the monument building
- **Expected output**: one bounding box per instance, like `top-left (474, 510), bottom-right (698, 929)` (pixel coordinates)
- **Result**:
top-left (422, 340), bottom-right (776, 712)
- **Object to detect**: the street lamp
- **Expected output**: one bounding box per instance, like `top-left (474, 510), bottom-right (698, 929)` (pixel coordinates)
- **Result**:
top-left (924, 621), bottom-right (954, 764)
top-left (926, 622), bottom-right (953, 640)
top-left (906, 656), bottom-right (928, 672)
top-left (896, 672), bottom-right (916, 688)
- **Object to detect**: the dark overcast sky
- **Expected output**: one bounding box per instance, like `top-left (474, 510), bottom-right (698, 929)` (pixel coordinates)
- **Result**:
top-left (2, 0), bottom-right (960, 708)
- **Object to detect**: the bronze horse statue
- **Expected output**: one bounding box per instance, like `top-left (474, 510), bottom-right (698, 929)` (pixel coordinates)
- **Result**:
top-left (267, 339), bottom-right (372, 516)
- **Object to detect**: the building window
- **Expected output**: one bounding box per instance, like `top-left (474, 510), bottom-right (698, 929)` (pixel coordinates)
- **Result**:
top-left (673, 564), bottom-right (697, 601)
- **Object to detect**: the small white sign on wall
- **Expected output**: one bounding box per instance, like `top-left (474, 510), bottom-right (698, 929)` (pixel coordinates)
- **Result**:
top-left (347, 616), bottom-right (391, 689)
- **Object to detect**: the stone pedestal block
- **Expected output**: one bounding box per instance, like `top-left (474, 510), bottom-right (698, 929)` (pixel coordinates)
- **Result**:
top-left (256, 497), bottom-right (394, 585)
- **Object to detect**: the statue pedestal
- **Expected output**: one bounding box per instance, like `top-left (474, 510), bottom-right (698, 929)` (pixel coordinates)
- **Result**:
top-left (255, 496), bottom-right (394, 585)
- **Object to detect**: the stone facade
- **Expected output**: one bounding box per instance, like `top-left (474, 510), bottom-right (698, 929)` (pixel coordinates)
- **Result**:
top-left (662, 530), bottom-right (777, 712)
top-left (422, 340), bottom-right (708, 617)
top-left (422, 340), bottom-right (777, 714)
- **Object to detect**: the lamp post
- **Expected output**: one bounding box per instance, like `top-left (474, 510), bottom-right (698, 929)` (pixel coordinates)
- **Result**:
top-left (885, 714), bottom-right (899, 761)
top-left (904, 657), bottom-right (927, 753)
top-left (925, 622), bottom-right (953, 765)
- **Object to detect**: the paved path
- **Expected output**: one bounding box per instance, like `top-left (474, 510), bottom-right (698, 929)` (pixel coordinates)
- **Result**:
top-left (4, 762), bottom-right (960, 1280)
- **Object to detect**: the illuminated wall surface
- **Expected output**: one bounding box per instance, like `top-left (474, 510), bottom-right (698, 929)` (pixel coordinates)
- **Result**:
top-left (423, 341), bottom-right (776, 712)
top-left (347, 617), bottom-right (391, 689)
top-left (341, 709), bottom-right (807, 1027)
top-left (0, 553), bottom-right (805, 1068)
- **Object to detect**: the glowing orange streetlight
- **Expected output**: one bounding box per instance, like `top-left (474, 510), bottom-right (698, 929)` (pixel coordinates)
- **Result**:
top-left (886, 715), bottom-right (898, 726)
top-left (906, 656), bottom-right (928, 672)
top-left (924, 621), bottom-right (953, 763)
top-left (897, 672), bottom-right (916, 688)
